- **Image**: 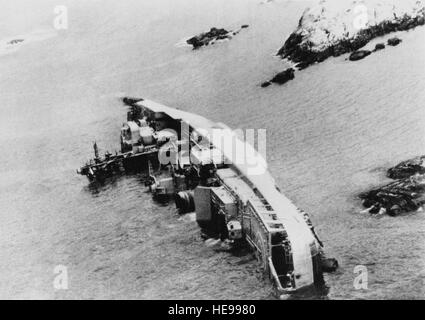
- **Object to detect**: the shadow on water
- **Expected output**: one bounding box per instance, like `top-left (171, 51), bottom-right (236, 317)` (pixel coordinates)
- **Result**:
top-left (82, 171), bottom-right (149, 196)
top-left (285, 284), bottom-right (330, 300)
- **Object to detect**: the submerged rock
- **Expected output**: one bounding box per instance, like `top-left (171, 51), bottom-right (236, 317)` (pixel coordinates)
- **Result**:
top-left (270, 68), bottom-right (295, 85)
top-left (349, 50), bottom-right (372, 61)
top-left (277, 0), bottom-right (424, 70)
top-left (387, 37), bottom-right (403, 46)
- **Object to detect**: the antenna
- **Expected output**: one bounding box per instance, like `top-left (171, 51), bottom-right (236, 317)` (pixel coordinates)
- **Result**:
top-left (93, 141), bottom-right (99, 159)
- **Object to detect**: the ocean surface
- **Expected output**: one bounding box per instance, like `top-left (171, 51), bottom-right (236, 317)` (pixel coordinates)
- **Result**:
top-left (0, 0), bottom-right (424, 299)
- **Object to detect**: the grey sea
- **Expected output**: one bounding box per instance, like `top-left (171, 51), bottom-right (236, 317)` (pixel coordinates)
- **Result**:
top-left (0, 0), bottom-right (424, 299)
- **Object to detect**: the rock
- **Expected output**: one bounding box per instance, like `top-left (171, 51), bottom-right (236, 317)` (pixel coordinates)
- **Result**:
top-left (270, 68), bottom-right (295, 85)
top-left (389, 205), bottom-right (402, 216)
top-left (187, 25), bottom-right (249, 49)
top-left (359, 178), bottom-right (423, 216)
top-left (241, 24), bottom-right (249, 29)
top-left (261, 81), bottom-right (272, 88)
top-left (374, 43), bottom-right (386, 51)
top-left (360, 157), bottom-right (425, 216)
top-left (277, 0), bottom-right (424, 70)
top-left (8, 39), bottom-right (24, 45)
top-left (186, 36), bottom-right (206, 49)
top-left (387, 156), bottom-right (425, 179)
top-left (349, 50), bottom-right (372, 61)
top-left (187, 27), bottom-right (230, 49)
top-left (387, 37), bottom-right (402, 46)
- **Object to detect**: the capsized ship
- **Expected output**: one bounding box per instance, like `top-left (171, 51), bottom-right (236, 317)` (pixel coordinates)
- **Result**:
top-left (78, 97), bottom-right (338, 294)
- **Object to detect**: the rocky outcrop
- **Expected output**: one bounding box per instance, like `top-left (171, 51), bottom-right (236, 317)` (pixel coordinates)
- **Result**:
top-left (271, 68), bottom-right (295, 84)
top-left (360, 156), bottom-right (425, 216)
top-left (374, 43), bottom-right (385, 51)
top-left (387, 36), bottom-right (402, 46)
top-left (187, 27), bottom-right (229, 49)
top-left (278, 0), bottom-right (425, 70)
top-left (349, 49), bottom-right (372, 61)
top-left (7, 39), bottom-right (24, 45)
top-left (261, 81), bottom-right (272, 88)
top-left (261, 68), bottom-right (295, 87)
top-left (387, 156), bottom-right (425, 179)
top-left (187, 25), bottom-right (249, 49)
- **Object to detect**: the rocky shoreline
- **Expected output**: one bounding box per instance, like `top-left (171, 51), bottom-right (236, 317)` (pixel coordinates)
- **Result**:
top-left (276, 0), bottom-right (425, 71)
top-left (359, 156), bottom-right (425, 216)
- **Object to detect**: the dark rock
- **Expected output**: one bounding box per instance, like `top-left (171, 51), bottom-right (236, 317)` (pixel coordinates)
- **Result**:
top-left (277, 33), bottom-right (303, 57)
top-left (360, 156), bottom-right (425, 216)
top-left (187, 36), bottom-right (206, 49)
top-left (350, 36), bottom-right (370, 51)
top-left (270, 68), bottom-right (295, 85)
top-left (261, 81), bottom-right (272, 88)
top-left (187, 27), bottom-right (230, 49)
top-left (349, 50), bottom-right (372, 61)
top-left (359, 176), bottom-right (425, 216)
top-left (387, 37), bottom-right (402, 46)
top-left (388, 205), bottom-right (402, 217)
top-left (186, 25), bottom-right (248, 49)
top-left (216, 34), bottom-right (229, 40)
top-left (374, 43), bottom-right (385, 51)
top-left (8, 39), bottom-right (24, 45)
top-left (333, 41), bottom-right (351, 57)
top-left (387, 156), bottom-right (425, 179)
top-left (123, 97), bottom-right (144, 106)
top-left (369, 204), bottom-right (381, 215)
